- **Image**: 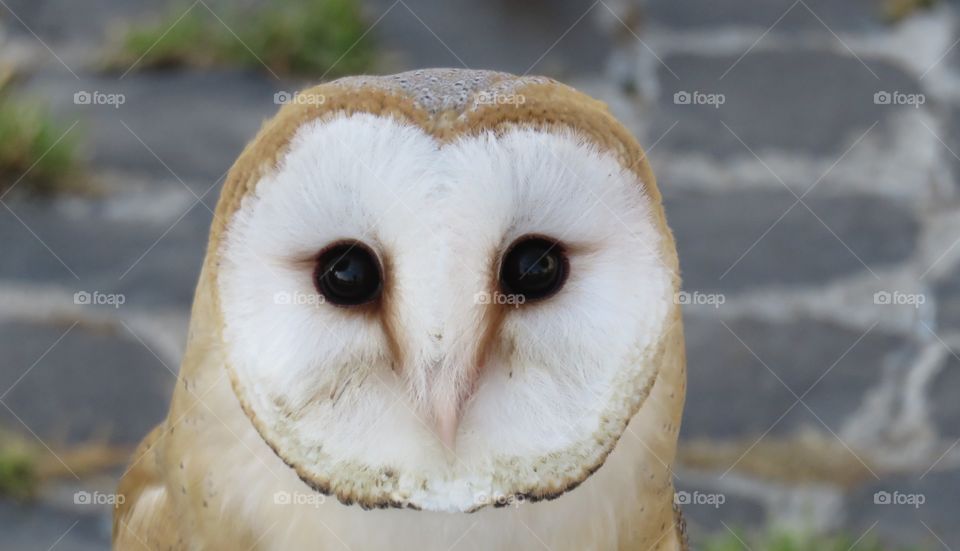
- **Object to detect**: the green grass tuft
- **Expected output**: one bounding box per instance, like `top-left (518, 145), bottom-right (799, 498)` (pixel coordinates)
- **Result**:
top-left (0, 432), bottom-right (39, 501)
top-left (114, 7), bottom-right (213, 70)
top-left (703, 529), bottom-right (925, 551)
top-left (107, 0), bottom-right (375, 77)
top-left (883, 0), bottom-right (939, 23)
top-left (0, 90), bottom-right (82, 196)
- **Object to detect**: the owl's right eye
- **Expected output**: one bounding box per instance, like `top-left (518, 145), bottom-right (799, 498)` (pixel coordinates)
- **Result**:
top-left (499, 236), bottom-right (569, 302)
top-left (314, 242), bottom-right (383, 307)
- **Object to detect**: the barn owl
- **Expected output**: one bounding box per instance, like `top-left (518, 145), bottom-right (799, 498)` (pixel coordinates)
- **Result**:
top-left (114, 69), bottom-right (687, 551)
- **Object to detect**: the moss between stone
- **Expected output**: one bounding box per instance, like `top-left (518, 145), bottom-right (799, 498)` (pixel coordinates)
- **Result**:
top-left (883, 0), bottom-right (939, 23)
top-left (0, 431), bottom-right (39, 500)
top-left (704, 529), bottom-right (926, 551)
top-left (0, 81), bottom-right (84, 196)
top-left (678, 431), bottom-right (876, 488)
top-left (0, 428), bottom-right (133, 500)
top-left (103, 0), bottom-right (375, 77)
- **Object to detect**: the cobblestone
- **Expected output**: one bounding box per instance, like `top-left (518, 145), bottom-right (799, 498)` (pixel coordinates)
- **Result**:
top-left (1, 0), bottom-right (960, 548)
top-left (365, 0), bottom-right (614, 76)
top-left (934, 263), bottom-right (960, 334)
top-left (666, 189), bottom-right (919, 294)
top-left (682, 315), bottom-right (910, 440)
top-left (650, 50), bottom-right (924, 159)
top-left (674, 476), bottom-right (766, 533)
top-left (846, 469), bottom-right (960, 549)
top-left (0, 498), bottom-right (106, 551)
top-left (24, 70), bottom-right (281, 186)
top-left (0, 320), bottom-right (171, 444)
top-left (646, 0), bottom-right (886, 32)
top-left (929, 355), bottom-right (960, 440)
top-left (0, 197), bottom-right (209, 308)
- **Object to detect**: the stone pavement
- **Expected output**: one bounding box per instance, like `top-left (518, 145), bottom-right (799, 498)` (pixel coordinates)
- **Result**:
top-left (1, 0), bottom-right (959, 549)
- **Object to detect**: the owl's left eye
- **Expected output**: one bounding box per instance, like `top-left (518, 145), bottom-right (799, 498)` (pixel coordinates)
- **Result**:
top-left (499, 236), bottom-right (569, 302)
top-left (314, 242), bottom-right (383, 306)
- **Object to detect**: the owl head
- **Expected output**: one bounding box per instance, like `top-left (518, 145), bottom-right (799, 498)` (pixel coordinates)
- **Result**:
top-left (207, 69), bottom-right (683, 513)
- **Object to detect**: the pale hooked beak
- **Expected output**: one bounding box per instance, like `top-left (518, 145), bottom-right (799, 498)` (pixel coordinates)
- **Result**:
top-left (404, 299), bottom-right (502, 453)
top-left (427, 359), bottom-right (485, 453)
top-left (433, 396), bottom-right (461, 452)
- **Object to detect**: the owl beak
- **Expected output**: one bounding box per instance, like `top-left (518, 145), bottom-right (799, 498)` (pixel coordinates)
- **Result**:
top-left (433, 398), bottom-right (461, 452)
top-left (429, 365), bottom-right (481, 452)
top-left (420, 301), bottom-right (502, 453)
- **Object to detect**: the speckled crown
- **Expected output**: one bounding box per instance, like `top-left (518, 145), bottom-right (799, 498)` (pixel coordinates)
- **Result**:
top-left (330, 68), bottom-right (550, 116)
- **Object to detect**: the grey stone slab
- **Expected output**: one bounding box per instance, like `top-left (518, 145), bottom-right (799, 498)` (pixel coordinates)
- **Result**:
top-left (647, 0), bottom-right (886, 31)
top-left (846, 468), bottom-right (960, 549)
top-left (364, 0), bottom-right (613, 77)
top-left (0, 320), bottom-right (172, 444)
top-left (650, 51), bottom-right (923, 159)
top-left (946, 107), bottom-right (960, 195)
top-left (663, 189), bottom-right (918, 294)
top-left (674, 480), bottom-right (766, 536)
top-left (0, 197), bottom-right (208, 309)
top-left (942, 6), bottom-right (960, 76)
top-left (934, 266), bottom-right (960, 333)
top-left (681, 315), bottom-right (909, 439)
top-left (0, 499), bottom-right (107, 551)
top-left (930, 356), bottom-right (960, 440)
top-left (2, 0), bottom-right (158, 46)
top-left (22, 70), bottom-right (282, 186)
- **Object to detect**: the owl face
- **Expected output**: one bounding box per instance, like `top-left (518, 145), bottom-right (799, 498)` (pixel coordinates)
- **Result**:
top-left (215, 83), bottom-right (675, 512)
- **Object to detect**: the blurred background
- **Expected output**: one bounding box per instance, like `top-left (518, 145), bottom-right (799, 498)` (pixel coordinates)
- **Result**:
top-left (0, 0), bottom-right (958, 549)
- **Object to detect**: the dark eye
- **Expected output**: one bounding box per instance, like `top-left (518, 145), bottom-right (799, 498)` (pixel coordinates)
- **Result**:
top-left (314, 242), bottom-right (382, 306)
top-left (499, 236), bottom-right (568, 301)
